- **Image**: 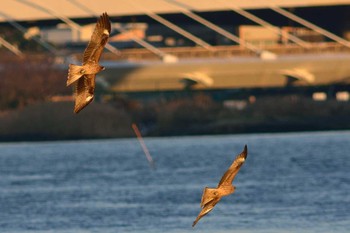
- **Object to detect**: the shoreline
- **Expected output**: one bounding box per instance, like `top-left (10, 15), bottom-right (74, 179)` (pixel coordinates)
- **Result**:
top-left (1, 128), bottom-right (348, 143)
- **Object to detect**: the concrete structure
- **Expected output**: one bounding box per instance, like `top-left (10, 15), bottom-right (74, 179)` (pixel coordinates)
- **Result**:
top-left (100, 52), bottom-right (350, 92)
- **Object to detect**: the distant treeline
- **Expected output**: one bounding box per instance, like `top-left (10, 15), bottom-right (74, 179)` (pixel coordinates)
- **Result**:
top-left (1, 94), bottom-right (350, 141)
top-left (0, 101), bottom-right (134, 141)
top-left (129, 94), bottom-right (350, 136)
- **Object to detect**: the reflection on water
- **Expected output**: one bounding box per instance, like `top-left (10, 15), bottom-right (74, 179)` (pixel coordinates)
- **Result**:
top-left (0, 131), bottom-right (349, 233)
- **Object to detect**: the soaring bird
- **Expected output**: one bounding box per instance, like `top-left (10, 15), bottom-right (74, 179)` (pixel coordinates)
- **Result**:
top-left (192, 145), bottom-right (248, 227)
top-left (66, 12), bottom-right (111, 113)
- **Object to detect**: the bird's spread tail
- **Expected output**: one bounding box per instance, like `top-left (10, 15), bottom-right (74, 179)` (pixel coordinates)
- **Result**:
top-left (67, 64), bottom-right (84, 86)
top-left (201, 187), bottom-right (218, 207)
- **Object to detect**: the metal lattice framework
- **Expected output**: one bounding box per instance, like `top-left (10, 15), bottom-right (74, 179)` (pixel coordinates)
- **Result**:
top-left (1, 0), bottom-right (349, 58)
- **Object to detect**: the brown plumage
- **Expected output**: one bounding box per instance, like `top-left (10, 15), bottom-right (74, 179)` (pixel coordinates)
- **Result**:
top-left (192, 145), bottom-right (248, 227)
top-left (66, 12), bottom-right (111, 113)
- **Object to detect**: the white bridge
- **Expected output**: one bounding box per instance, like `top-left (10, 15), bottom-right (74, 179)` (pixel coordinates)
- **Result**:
top-left (2, 0), bottom-right (350, 92)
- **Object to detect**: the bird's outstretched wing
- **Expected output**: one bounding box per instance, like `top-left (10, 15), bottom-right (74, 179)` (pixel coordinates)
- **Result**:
top-left (73, 74), bottom-right (96, 113)
top-left (192, 198), bottom-right (221, 227)
top-left (82, 12), bottom-right (111, 64)
top-left (217, 145), bottom-right (248, 187)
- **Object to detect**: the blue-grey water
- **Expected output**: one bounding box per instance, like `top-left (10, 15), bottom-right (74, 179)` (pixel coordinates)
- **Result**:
top-left (0, 131), bottom-right (349, 233)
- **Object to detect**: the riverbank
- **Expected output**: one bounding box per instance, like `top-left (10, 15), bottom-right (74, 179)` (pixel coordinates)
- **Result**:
top-left (1, 95), bottom-right (350, 141)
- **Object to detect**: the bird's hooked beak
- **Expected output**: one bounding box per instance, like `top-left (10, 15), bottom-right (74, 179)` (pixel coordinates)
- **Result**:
top-left (101, 66), bottom-right (105, 71)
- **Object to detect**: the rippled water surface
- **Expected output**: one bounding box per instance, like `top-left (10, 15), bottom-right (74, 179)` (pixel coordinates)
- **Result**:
top-left (0, 131), bottom-right (349, 233)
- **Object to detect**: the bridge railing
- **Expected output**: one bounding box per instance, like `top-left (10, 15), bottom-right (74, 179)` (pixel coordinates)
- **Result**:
top-left (9, 42), bottom-right (347, 63)
top-left (98, 42), bottom-right (350, 61)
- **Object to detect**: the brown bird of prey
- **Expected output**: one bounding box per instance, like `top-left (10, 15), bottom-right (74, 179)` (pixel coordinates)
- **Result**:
top-left (192, 145), bottom-right (248, 227)
top-left (66, 12), bottom-right (111, 113)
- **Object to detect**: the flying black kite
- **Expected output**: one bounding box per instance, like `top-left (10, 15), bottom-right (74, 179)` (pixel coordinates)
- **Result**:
top-left (192, 145), bottom-right (248, 227)
top-left (67, 12), bottom-right (111, 113)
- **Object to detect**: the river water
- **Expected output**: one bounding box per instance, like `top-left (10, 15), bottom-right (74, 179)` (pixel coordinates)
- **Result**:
top-left (0, 131), bottom-right (349, 233)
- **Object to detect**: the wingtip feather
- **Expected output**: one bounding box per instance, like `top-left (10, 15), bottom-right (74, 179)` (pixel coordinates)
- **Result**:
top-left (99, 12), bottom-right (111, 33)
top-left (242, 144), bottom-right (248, 159)
top-left (74, 94), bottom-right (94, 114)
top-left (192, 220), bottom-right (197, 227)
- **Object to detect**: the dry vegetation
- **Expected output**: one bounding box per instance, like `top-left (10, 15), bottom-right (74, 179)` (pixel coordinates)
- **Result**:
top-left (0, 54), bottom-right (69, 110)
top-left (0, 101), bottom-right (134, 141)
